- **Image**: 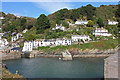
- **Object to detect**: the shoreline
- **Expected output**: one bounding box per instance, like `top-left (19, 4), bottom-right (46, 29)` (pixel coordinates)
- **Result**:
top-left (2, 46), bottom-right (117, 61)
top-left (2, 54), bottom-right (112, 61)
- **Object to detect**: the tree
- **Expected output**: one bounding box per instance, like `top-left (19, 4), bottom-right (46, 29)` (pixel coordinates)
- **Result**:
top-left (87, 20), bottom-right (94, 27)
top-left (115, 3), bottom-right (120, 21)
top-left (79, 4), bottom-right (96, 20)
top-left (35, 14), bottom-right (50, 34)
top-left (86, 4), bottom-right (96, 20)
top-left (97, 18), bottom-right (104, 27)
top-left (115, 2), bottom-right (120, 27)
top-left (24, 27), bottom-right (36, 41)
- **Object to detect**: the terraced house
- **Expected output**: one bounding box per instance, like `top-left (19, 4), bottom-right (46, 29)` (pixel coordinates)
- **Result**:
top-left (93, 27), bottom-right (112, 36)
top-left (22, 38), bottom-right (72, 51)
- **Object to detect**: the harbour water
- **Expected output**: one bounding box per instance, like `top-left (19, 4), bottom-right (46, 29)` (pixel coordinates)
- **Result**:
top-left (3, 58), bottom-right (104, 78)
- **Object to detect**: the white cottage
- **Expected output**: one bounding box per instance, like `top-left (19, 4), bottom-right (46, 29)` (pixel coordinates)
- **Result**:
top-left (22, 38), bottom-right (72, 51)
top-left (11, 33), bottom-right (23, 42)
top-left (16, 33), bottom-right (23, 39)
top-left (22, 29), bottom-right (28, 33)
top-left (75, 20), bottom-right (88, 25)
top-left (71, 35), bottom-right (91, 42)
top-left (93, 27), bottom-right (112, 36)
top-left (55, 39), bottom-right (71, 46)
top-left (52, 24), bottom-right (66, 31)
top-left (11, 36), bottom-right (17, 42)
top-left (22, 41), bottom-right (33, 51)
top-left (0, 17), bottom-right (5, 20)
top-left (0, 33), bottom-right (4, 39)
top-left (0, 39), bottom-right (9, 47)
top-left (108, 20), bottom-right (118, 25)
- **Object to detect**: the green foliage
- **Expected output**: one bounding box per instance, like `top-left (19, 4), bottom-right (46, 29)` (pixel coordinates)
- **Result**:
top-left (48, 4), bottom-right (96, 25)
top-left (23, 27), bottom-right (36, 41)
top-left (35, 14), bottom-right (50, 34)
top-left (1, 12), bottom-right (36, 33)
top-left (38, 46), bottom-right (50, 50)
top-left (105, 25), bottom-right (119, 36)
top-left (115, 4), bottom-right (120, 22)
top-left (96, 5), bottom-right (117, 21)
top-left (97, 18), bottom-right (104, 27)
top-left (87, 20), bottom-right (94, 27)
top-left (37, 39), bottom-right (118, 52)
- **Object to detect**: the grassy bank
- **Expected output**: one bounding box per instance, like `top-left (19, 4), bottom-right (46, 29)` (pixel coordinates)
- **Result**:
top-left (38, 39), bottom-right (118, 52)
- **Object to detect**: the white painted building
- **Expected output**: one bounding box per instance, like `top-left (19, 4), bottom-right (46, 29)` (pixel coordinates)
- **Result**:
top-left (55, 39), bottom-right (71, 46)
top-left (16, 16), bottom-right (21, 18)
top-left (0, 17), bottom-right (5, 20)
top-left (71, 35), bottom-right (91, 42)
top-left (52, 24), bottom-right (66, 31)
top-left (16, 33), bottom-right (23, 39)
top-left (0, 33), bottom-right (8, 47)
top-left (22, 29), bottom-right (28, 33)
top-left (0, 33), bottom-right (4, 39)
top-left (75, 20), bottom-right (88, 25)
top-left (93, 27), bottom-right (112, 36)
top-left (11, 36), bottom-right (17, 42)
top-left (22, 38), bottom-right (72, 51)
top-left (11, 33), bottom-right (23, 42)
top-left (108, 20), bottom-right (118, 25)
top-left (22, 41), bottom-right (33, 51)
top-left (0, 39), bottom-right (9, 47)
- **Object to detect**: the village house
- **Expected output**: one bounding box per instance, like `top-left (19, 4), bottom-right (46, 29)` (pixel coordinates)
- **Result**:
top-left (93, 27), bottom-right (112, 36)
top-left (52, 24), bottom-right (66, 31)
top-left (16, 16), bottom-right (21, 18)
top-left (12, 32), bottom-right (17, 36)
top-left (22, 38), bottom-right (72, 51)
top-left (0, 17), bottom-right (5, 20)
top-left (108, 20), bottom-right (118, 25)
top-left (11, 36), bottom-right (17, 42)
top-left (71, 35), bottom-right (91, 42)
top-left (22, 29), bottom-right (28, 33)
top-left (0, 39), bottom-right (9, 48)
top-left (75, 20), bottom-right (88, 25)
top-left (0, 33), bottom-right (4, 39)
top-left (11, 33), bottom-right (23, 42)
top-left (0, 33), bottom-right (9, 48)
top-left (10, 47), bottom-right (22, 53)
top-left (22, 41), bottom-right (33, 51)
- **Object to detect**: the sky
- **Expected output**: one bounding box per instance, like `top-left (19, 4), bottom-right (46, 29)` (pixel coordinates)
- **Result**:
top-left (1, 1), bottom-right (119, 18)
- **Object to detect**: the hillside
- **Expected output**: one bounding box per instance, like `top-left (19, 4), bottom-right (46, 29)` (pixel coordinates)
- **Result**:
top-left (0, 12), bottom-right (36, 33)
top-left (96, 5), bottom-right (118, 21)
top-left (0, 4), bottom-right (119, 42)
top-left (1, 4), bottom-right (118, 33)
top-left (48, 5), bottom-right (118, 25)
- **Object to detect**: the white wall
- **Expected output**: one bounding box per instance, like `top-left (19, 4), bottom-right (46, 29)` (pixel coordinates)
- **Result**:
top-left (23, 39), bottom-right (72, 51)
top-left (93, 28), bottom-right (112, 36)
top-left (75, 21), bottom-right (88, 25)
top-left (72, 35), bottom-right (90, 42)
top-left (108, 21), bottom-right (118, 25)
top-left (22, 41), bottom-right (33, 51)
top-left (93, 32), bottom-right (112, 36)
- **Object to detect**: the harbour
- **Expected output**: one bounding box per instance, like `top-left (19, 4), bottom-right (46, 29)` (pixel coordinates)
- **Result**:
top-left (3, 57), bottom-right (104, 78)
